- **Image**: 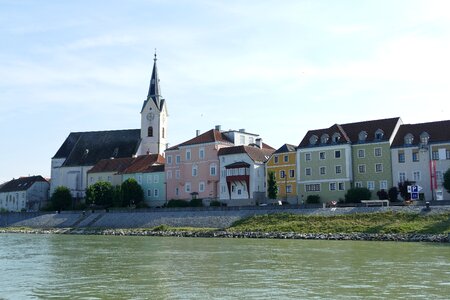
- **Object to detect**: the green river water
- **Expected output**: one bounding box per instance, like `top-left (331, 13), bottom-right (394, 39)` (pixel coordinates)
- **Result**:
top-left (0, 234), bottom-right (449, 299)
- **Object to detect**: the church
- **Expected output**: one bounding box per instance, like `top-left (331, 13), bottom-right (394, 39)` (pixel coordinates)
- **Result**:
top-left (50, 54), bottom-right (168, 199)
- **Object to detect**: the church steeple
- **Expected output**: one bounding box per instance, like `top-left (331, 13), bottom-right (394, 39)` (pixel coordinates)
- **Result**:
top-left (147, 51), bottom-right (162, 109)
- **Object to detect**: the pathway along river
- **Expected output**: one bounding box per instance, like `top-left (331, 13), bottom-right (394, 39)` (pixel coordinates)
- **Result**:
top-left (1, 234), bottom-right (449, 299)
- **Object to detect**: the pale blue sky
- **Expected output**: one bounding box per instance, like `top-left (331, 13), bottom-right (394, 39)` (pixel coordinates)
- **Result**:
top-left (1, 0), bottom-right (449, 183)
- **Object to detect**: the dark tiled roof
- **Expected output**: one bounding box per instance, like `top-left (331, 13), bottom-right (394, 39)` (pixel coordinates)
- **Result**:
top-left (122, 154), bottom-right (165, 174)
top-left (0, 176), bottom-right (48, 193)
top-left (87, 157), bottom-right (136, 174)
top-left (298, 124), bottom-right (350, 148)
top-left (54, 129), bottom-right (141, 167)
top-left (392, 120), bottom-right (450, 147)
top-left (218, 145), bottom-right (274, 163)
top-left (273, 143), bottom-right (296, 154)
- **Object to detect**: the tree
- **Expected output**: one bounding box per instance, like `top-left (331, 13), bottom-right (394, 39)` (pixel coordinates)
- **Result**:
top-left (398, 180), bottom-right (414, 200)
top-left (86, 182), bottom-right (114, 207)
top-left (121, 178), bottom-right (144, 207)
top-left (267, 171), bottom-right (278, 200)
top-left (388, 187), bottom-right (399, 202)
top-left (344, 187), bottom-right (371, 203)
top-left (444, 168), bottom-right (450, 193)
top-left (112, 185), bottom-right (123, 207)
top-left (50, 186), bottom-right (73, 211)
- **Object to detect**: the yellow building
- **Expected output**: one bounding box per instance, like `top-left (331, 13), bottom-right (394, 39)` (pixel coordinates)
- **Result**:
top-left (266, 144), bottom-right (298, 204)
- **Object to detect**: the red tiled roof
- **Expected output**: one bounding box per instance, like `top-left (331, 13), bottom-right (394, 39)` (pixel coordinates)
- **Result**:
top-left (167, 129), bottom-right (233, 151)
top-left (122, 154), bottom-right (165, 174)
top-left (87, 157), bottom-right (135, 174)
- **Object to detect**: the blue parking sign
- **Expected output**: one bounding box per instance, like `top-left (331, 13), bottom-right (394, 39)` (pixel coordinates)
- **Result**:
top-left (411, 192), bottom-right (419, 200)
top-left (412, 185), bottom-right (418, 193)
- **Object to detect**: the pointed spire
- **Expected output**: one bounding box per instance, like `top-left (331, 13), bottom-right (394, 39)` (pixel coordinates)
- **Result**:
top-left (147, 49), bottom-right (161, 109)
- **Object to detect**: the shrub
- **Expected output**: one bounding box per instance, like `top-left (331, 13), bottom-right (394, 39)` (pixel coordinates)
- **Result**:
top-left (376, 189), bottom-right (388, 200)
top-left (306, 195), bottom-right (321, 204)
top-left (344, 187), bottom-right (371, 203)
top-left (398, 180), bottom-right (414, 200)
top-left (388, 187), bottom-right (399, 202)
top-left (85, 181), bottom-right (114, 207)
top-left (267, 171), bottom-right (278, 200)
top-left (189, 198), bottom-right (203, 207)
top-left (50, 186), bottom-right (73, 211)
top-left (121, 178), bottom-right (144, 207)
top-left (210, 200), bottom-right (222, 207)
top-left (167, 199), bottom-right (189, 208)
top-left (444, 168), bottom-right (450, 193)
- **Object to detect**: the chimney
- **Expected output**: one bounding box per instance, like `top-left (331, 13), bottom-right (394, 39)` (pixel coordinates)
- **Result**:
top-left (215, 125), bottom-right (221, 131)
top-left (256, 138), bottom-right (262, 148)
top-left (239, 128), bottom-right (245, 132)
top-left (196, 130), bottom-right (200, 137)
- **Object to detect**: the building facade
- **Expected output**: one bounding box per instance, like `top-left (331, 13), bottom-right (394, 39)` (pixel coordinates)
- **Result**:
top-left (0, 176), bottom-right (49, 212)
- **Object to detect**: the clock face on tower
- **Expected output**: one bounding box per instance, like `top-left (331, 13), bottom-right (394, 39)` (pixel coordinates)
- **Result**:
top-left (146, 112), bottom-right (155, 121)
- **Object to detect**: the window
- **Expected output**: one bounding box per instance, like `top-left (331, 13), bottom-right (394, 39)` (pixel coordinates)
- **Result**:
top-left (286, 185), bottom-right (292, 193)
top-left (210, 163), bottom-right (217, 176)
top-left (408, 151), bottom-right (418, 163)
top-left (420, 132), bottom-right (429, 145)
top-left (432, 151), bottom-right (439, 160)
top-left (399, 172), bottom-right (406, 183)
top-left (240, 135), bottom-right (245, 144)
top-left (338, 182), bottom-right (345, 191)
top-left (175, 170), bottom-right (180, 179)
top-left (167, 170), bottom-right (172, 179)
top-left (154, 175), bottom-right (159, 183)
top-left (167, 155), bottom-right (172, 165)
top-left (305, 153), bottom-right (311, 161)
top-left (374, 147), bottom-right (382, 157)
top-left (321, 134), bottom-right (329, 144)
top-left (274, 156), bottom-right (279, 164)
top-left (289, 169), bottom-right (295, 178)
top-left (413, 171), bottom-right (421, 182)
top-left (154, 189), bottom-right (159, 197)
top-left (192, 165), bottom-right (198, 177)
top-left (404, 133), bottom-right (414, 145)
top-left (175, 187), bottom-right (179, 196)
top-left (148, 126), bottom-right (153, 137)
top-left (176, 155), bottom-right (181, 164)
top-left (335, 150), bottom-right (341, 158)
top-left (436, 171), bottom-right (443, 183)
top-left (137, 175), bottom-right (142, 184)
top-left (335, 165), bottom-right (342, 174)
top-left (319, 152), bottom-right (325, 160)
top-left (147, 175), bottom-right (152, 183)
top-left (249, 137), bottom-right (254, 144)
top-left (199, 148), bottom-right (205, 160)
top-left (447, 150), bottom-right (450, 160)
top-left (284, 155), bottom-right (288, 162)
top-left (329, 182), bottom-right (336, 191)
top-left (147, 189), bottom-right (151, 197)
top-left (367, 181), bottom-right (375, 190)
top-left (358, 149), bottom-right (365, 158)
top-left (305, 168), bottom-right (311, 176)
top-left (375, 163), bottom-right (383, 173)
top-left (305, 184), bottom-right (321, 192)
top-left (186, 149), bottom-right (191, 161)
top-left (332, 133), bottom-right (341, 143)
top-left (358, 164), bottom-right (366, 174)
top-left (309, 135), bottom-right (318, 145)
top-left (380, 180), bottom-right (388, 190)
top-left (320, 166), bottom-right (326, 175)
top-left (221, 185), bottom-right (226, 193)
top-left (358, 131), bottom-right (368, 142)
top-left (398, 152), bottom-right (405, 163)
top-left (199, 182), bottom-right (205, 193)
top-left (162, 127), bottom-right (165, 138)
top-left (375, 129), bottom-right (384, 140)
top-left (185, 182), bottom-right (191, 193)
top-left (280, 170), bottom-right (286, 178)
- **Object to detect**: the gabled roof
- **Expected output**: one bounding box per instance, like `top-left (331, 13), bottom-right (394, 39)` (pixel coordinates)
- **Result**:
top-left (392, 120), bottom-right (450, 147)
top-left (166, 129), bottom-right (234, 151)
top-left (0, 176), bottom-right (48, 193)
top-left (273, 143), bottom-right (296, 154)
top-left (87, 157), bottom-right (136, 174)
top-left (53, 129), bottom-right (141, 167)
top-left (218, 145), bottom-right (275, 163)
top-left (298, 124), bottom-right (350, 148)
top-left (122, 154), bottom-right (165, 174)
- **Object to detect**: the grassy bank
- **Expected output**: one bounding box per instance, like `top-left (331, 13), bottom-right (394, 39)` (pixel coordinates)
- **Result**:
top-left (227, 211), bottom-right (450, 234)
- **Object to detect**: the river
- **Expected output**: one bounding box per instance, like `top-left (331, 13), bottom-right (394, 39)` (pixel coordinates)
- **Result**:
top-left (0, 234), bottom-right (449, 299)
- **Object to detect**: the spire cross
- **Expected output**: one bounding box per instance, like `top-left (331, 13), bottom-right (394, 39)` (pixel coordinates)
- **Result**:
top-left (154, 49), bottom-right (157, 61)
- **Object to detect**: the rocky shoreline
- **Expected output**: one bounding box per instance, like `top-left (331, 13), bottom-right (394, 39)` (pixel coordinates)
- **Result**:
top-left (1, 228), bottom-right (448, 243)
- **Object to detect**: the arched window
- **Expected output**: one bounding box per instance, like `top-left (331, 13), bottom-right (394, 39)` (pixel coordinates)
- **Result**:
top-left (404, 133), bottom-right (414, 145)
top-left (320, 134), bottom-right (329, 144)
top-left (375, 129), bottom-right (384, 140)
top-left (358, 131), bottom-right (367, 142)
top-left (420, 132), bottom-right (429, 145)
top-left (148, 126), bottom-right (153, 137)
top-left (309, 135), bottom-right (318, 145)
top-left (332, 132), bottom-right (341, 143)
top-left (162, 127), bottom-right (165, 138)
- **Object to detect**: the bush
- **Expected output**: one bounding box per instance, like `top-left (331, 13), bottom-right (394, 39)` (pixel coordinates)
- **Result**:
top-left (344, 187), bottom-right (371, 203)
top-left (50, 186), bottom-right (73, 211)
top-left (121, 178), bottom-right (144, 207)
top-left (189, 198), bottom-right (203, 207)
top-left (210, 200), bottom-right (222, 207)
top-left (306, 195), bottom-right (321, 204)
top-left (388, 187), bottom-right (399, 202)
top-left (167, 199), bottom-right (190, 208)
top-left (376, 189), bottom-right (388, 200)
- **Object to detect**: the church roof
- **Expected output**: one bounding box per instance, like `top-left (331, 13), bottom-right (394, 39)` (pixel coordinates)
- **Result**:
top-left (53, 129), bottom-right (141, 167)
top-left (0, 176), bottom-right (48, 193)
top-left (142, 53), bottom-right (164, 112)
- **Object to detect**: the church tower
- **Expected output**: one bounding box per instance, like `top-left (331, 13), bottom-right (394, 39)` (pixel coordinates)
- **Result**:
top-left (137, 53), bottom-right (168, 156)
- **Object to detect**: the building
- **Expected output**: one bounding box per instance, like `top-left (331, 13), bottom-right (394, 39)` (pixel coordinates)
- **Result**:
top-left (121, 154), bottom-right (166, 207)
top-left (87, 157), bottom-right (136, 187)
top-left (265, 144), bottom-right (297, 203)
top-left (297, 117), bottom-right (402, 203)
top-left (51, 55), bottom-right (168, 199)
top-left (219, 144), bottom-right (274, 206)
top-left (391, 120), bottom-right (450, 201)
top-left (0, 176), bottom-right (49, 212)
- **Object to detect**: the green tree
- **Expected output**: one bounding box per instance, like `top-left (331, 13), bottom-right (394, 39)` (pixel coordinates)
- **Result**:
top-left (121, 178), bottom-right (144, 207)
top-left (50, 186), bottom-right (73, 211)
top-left (444, 168), bottom-right (450, 193)
top-left (345, 187), bottom-right (371, 203)
top-left (86, 181), bottom-right (114, 207)
top-left (388, 187), bottom-right (399, 202)
top-left (398, 180), bottom-right (414, 200)
top-left (112, 185), bottom-right (123, 207)
top-left (267, 171), bottom-right (278, 200)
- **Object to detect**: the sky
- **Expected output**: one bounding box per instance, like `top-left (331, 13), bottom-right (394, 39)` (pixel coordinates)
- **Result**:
top-left (1, 0), bottom-right (450, 184)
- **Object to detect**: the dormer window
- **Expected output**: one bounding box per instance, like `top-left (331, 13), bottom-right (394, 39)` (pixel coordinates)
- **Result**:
top-left (404, 133), bottom-right (414, 145)
top-left (332, 133), bottom-right (341, 143)
top-left (309, 135), bottom-right (318, 145)
top-left (358, 131), bottom-right (367, 142)
top-left (375, 129), bottom-right (384, 140)
top-left (320, 134), bottom-right (329, 144)
top-left (420, 132), bottom-right (430, 145)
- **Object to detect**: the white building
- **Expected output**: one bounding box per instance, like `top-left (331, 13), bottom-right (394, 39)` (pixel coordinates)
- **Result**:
top-left (0, 176), bottom-right (49, 212)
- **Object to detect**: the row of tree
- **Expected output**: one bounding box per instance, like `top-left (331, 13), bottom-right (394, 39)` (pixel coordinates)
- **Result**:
top-left (49, 178), bottom-right (144, 211)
